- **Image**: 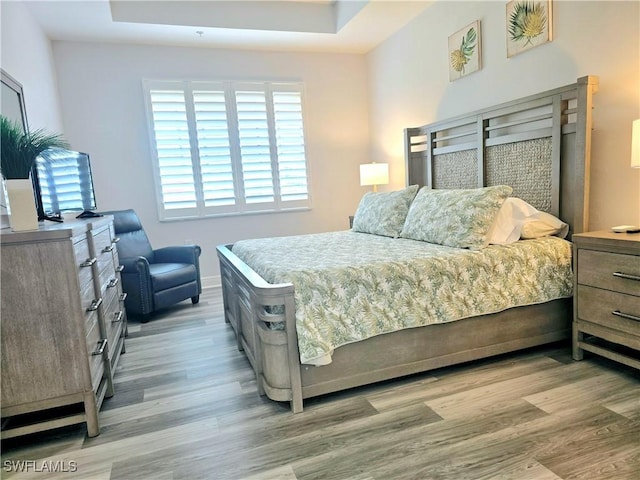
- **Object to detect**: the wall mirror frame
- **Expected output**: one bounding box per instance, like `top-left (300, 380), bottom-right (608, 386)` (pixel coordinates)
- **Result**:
top-left (1, 69), bottom-right (28, 133)
top-left (1, 69), bottom-right (29, 227)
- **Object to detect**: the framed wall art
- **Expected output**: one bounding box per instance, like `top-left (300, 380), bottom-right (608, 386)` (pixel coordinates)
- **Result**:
top-left (506, 0), bottom-right (552, 57)
top-left (448, 20), bottom-right (481, 81)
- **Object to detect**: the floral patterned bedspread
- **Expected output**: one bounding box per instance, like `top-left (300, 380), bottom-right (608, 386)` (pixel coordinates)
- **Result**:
top-left (232, 231), bottom-right (573, 365)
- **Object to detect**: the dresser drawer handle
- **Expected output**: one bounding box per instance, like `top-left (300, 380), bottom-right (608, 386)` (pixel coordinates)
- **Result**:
top-left (119, 292), bottom-right (128, 302)
top-left (112, 237), bottom-right (120, 244)
top-left (612, 310), bottom-right (640, 322)
top-left (80, 258), bottom-right (97, 268)
top-left (87, 298), bottom-right (103, 312)
top-left (102, 245), bottom-right (114, 253)
top-left (112, 311), bottom-right (124, 323)
top-left (613, 272), bottom-right (640, 282)
top-left (91, 339), bottom-right (107, 356)
top-left (107, 278), bottom-right (119, 288)
top-left (116, 265), bottom-right (124, 273)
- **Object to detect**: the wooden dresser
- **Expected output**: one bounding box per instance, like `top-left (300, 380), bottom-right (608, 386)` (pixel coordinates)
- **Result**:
top-left (572, 230), bottom-right (640, 369)
top-left (0, 216), bottom-right (127, 438)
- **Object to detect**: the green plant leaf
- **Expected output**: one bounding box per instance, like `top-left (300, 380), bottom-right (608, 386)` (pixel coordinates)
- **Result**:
top-left (0, 115), bottom-right (68, 179)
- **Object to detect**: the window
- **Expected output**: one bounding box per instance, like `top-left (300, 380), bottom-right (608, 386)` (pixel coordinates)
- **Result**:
top-left (143, 80), bottom-right (310, 220)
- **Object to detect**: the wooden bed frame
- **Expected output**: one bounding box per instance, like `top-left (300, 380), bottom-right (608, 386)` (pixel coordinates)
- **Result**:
top-left (217, 76), bottom-right (599, 413)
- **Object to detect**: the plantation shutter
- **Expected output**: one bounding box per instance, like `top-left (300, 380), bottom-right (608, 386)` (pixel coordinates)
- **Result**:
top-left (273, 88), bottom-right (308, 202)
top-left (192, 87), bottom-right (236, 208)
top-left (144, 79), bottom-right (310, 220)
top-left (235, 88), bottom-right (275, 205)
top-left (148, 87), bottom-right (197, 213)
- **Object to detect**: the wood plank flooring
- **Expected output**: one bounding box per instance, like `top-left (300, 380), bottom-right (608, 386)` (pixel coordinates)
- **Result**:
top-left (2, 287), bottom-right (639, 479)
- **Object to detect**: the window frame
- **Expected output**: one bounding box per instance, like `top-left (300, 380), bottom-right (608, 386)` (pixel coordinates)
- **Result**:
top-left (142, 79), bottom-right (312, 221)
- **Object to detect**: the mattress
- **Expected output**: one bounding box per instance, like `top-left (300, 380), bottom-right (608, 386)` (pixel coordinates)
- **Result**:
top-left (232, 231), bottom-right (573, 365)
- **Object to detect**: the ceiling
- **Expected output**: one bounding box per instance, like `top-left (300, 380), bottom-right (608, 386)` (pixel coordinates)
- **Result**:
top-left (24, 0), bottom-right (433, 54)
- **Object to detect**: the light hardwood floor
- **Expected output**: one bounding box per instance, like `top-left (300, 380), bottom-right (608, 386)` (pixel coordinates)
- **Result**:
top-left (2, 287), bottom-right (639, 480)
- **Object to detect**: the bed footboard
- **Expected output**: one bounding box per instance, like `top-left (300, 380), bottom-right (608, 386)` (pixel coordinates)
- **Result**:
top-left (217, 244), bottom-right (304, 412)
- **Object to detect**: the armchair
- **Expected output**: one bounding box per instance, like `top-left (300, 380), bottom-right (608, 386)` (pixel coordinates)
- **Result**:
top-left (101, 209), bottom-right (202, 322)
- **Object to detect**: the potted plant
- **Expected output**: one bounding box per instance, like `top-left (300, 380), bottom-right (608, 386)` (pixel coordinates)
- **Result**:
top-left (1, 115), bottom-right (68, 231)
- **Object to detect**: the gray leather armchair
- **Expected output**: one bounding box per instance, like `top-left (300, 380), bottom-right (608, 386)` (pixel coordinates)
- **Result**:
top-left (102, 209), bottom-right (202, 322)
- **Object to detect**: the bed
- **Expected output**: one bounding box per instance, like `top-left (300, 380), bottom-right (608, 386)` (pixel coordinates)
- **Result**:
top-left (217, 75), bottom-right (599, 413)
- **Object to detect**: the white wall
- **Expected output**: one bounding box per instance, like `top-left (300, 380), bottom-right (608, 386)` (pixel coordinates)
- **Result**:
top-left (367, 0), bottom-right (640, 230)
top-left (52, 42), bottom-right (369, 283)
top-left (0, 1), bottom-right (63, 132)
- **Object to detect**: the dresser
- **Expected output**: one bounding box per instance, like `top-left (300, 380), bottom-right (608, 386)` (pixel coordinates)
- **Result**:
top-left (572, 230), bottom-right (640, 369)
top-left (0, 216), bottom-right (127, 438)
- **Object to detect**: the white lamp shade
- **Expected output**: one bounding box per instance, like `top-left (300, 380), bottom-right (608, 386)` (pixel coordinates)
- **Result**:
top-left (632, 119), bottom-right (640, 168)
top-left (360, 163), bottom-right (389, 187)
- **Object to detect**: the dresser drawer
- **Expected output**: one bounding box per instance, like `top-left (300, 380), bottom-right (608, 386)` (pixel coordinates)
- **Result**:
top-left (577, 285), bottom-right (640, 336)
top-left (74, 237), bottom-right (95, 289)
top-left (85, 316), bottom-right (106, 392)
top-left (102, 287), bottom-right (125, 352)
top-left (93, 228), bottom-right (117, 276)
top-left (577, 249), bottom-right (640, 296)
top-left (80, 277), bottom-right (99, 317)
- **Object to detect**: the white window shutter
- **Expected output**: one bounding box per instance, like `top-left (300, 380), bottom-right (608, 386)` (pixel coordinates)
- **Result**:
top-left (149, 89), bottom-right (197, 210)
top-left (235, 90), bottom-right (274, 205)
top-left (192, 89), bottom-right (236, 207)
top-left (144, 80), bottom-right (310, 219)
top-left (273, 90), bottom-right (309, 202)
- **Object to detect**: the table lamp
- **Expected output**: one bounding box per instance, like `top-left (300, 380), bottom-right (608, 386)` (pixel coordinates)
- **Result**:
top-left (359, 163), bottom-right (389, 192)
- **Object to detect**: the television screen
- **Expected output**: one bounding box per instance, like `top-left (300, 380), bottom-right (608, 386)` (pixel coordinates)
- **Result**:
top-left (34, 148), bottom-right (97, 218)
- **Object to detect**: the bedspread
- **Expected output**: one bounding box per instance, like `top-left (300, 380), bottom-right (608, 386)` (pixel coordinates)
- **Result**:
top-left (232, 231), bottom-right (572, 365)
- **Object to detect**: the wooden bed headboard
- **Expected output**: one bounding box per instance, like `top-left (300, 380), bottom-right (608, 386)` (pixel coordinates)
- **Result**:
top-left (404, 75), bottom-right (599, 236)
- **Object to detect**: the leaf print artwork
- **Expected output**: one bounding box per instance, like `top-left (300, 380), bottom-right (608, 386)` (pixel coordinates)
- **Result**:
top-left (450, 27), bottom-right (477, 74)
top-left (448, 21), bottom-right (482, 81)
top-left (509, 1), bottom-right (546, 45)
top-left (506, 0), bottom-right (552, 57)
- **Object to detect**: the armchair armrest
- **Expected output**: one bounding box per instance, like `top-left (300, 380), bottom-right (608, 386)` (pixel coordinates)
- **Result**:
top-left (154, 245), bottom-right (201, 265)
top-left (119, 256), bottom-right (151, 275)
top-left (118, 256), bottom-right (154, 316)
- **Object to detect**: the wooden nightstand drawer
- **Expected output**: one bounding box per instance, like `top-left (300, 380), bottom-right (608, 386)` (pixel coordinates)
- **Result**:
top-left (577, 285), bottom-right (640, 335)
top-left (573, 231), bottom-right (640, 369)
top-left (577, 249), bottom-right (640, 296)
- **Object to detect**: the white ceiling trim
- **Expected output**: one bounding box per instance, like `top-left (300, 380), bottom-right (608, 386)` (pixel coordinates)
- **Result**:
top-left (109, 0), bottom-right (368, 34)
top-left (23, 0), bottom-right (432, 54)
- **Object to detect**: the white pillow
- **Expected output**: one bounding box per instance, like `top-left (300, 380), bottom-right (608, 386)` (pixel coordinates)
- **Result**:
top-left (486, 197), bottom-right (537, 244)
top-left (521, 211), bottom-right (569, 239)
top-left (487, 197), bottom-right (568, 244)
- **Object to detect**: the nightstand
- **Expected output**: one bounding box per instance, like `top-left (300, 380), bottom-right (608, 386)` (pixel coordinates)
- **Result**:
top-left (572, 230), bottom-right (640, 369)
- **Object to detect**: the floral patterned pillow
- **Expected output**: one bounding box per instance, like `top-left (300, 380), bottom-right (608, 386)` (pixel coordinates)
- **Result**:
top-left (352, 185), bottom-right (420, 238)
top-left (400, 185), bottom-right (513, 249)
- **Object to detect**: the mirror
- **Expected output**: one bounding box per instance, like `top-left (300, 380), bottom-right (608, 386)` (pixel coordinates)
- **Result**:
top-left (1, 69), bottom-right (27, 133)
top-left (1, 69), bottom-right (29, 227)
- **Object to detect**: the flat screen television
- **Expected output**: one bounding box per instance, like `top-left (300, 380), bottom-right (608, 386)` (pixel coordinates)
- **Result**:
top-left (33, 148), bottom-right (99, 221)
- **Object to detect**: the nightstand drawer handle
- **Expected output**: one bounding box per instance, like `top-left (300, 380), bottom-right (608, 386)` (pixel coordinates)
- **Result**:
top-left (91, 339), bottom-right (107, 356)
top-left (612, 310), bottom-right (640, 322)
top-left (102, 245), bottom-right (114, 253)
top-left (112, 311), bottom-right (124, 323)
top-left (613, 272), bottom-right (640, 282)
top-left (107, 278), bottom-right (119, 288)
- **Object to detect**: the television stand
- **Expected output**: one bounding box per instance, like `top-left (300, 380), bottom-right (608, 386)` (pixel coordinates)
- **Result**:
top-left (76, 211), bottom-right (103, 219)
top-left (41, 214), bottom-right (63, 223)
